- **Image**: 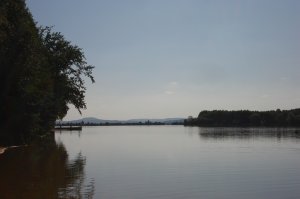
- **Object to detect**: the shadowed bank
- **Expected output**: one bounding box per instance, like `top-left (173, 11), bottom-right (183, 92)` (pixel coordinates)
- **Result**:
top-left (0, 135), bottom-right (94, 199)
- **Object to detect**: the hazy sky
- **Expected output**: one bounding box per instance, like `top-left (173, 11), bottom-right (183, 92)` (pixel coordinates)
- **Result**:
top-left (27, 0), bottom-right (300, 120)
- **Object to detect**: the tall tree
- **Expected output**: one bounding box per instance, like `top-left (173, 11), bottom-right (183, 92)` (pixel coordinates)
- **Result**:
top-left (0, 0), bottom-right (94, 145)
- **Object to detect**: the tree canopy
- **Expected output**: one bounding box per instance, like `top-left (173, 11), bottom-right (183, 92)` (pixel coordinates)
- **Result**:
top-left (0, 0), bottom-right (94, 145)
top-left (184, 109), bottom-right (300, 127)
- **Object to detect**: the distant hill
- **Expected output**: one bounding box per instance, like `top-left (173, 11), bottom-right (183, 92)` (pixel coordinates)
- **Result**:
top-left (59, 117), bottom-right (121, 124)
top-left (57, 117), bottom-right (184, 125)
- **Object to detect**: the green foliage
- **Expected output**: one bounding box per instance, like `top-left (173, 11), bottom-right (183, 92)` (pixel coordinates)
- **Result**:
top-left (184, 109), bottom-right (300, 127)
top-left (0, 0), bottom-right (94, 145)
top-left (39, 27), bottom-right (94, 116)
top-left (38, 26), bottom-right (94, 120)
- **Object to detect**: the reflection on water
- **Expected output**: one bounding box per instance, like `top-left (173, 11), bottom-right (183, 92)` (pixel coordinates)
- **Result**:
top-left (199, 127), bottom-right (300, 140)
top-left (0, 136), bottom-right (94, 199)
top-left (2, 126), bottom-right (300, 199)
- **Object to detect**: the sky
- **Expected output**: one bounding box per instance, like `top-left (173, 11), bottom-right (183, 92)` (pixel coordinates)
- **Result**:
top-left (27, 0), bottom-right (300, 120)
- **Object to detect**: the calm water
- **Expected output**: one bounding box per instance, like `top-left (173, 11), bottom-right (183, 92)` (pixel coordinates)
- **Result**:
top-left (1, 126), bottom-right (300, 199)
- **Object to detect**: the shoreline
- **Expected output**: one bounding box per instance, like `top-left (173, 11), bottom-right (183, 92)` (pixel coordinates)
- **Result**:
top-left (0, 145), bottom-right (27, 156)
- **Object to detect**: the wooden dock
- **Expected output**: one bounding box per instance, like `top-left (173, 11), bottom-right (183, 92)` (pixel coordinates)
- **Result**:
top-left (54, 126), bottom-right (82, 131)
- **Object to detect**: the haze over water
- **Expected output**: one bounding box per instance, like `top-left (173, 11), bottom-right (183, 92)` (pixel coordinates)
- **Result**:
top-left (27, 0), bottom-right (300, 120)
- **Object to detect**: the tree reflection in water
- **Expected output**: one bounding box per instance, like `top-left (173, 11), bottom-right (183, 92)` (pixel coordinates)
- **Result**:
top-left (198, 127), bottom-right (300, 140)
top-left (0, 136), bottom-right (94, 199)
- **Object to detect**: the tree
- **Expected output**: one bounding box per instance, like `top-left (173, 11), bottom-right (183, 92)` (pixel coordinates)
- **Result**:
top-left (0, 0), bottom-right (94, 145)
top-left (185, 109), bottom-right (300, 127)
top-left (249, 113), bottom-right (261, 126)
top-left (38, 27), bottom-right (94, 125)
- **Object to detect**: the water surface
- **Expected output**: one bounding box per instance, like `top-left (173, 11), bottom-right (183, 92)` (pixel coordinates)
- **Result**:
top-left (1, 126), bottom-right (300, 199)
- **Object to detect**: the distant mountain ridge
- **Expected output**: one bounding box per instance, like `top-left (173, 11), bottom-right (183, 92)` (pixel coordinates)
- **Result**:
top-left (57, 117), bottom-right (184, 125)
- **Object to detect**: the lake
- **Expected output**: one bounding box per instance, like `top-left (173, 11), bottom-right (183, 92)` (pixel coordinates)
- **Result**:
top-left (1, 126), bottom-right (300, 199)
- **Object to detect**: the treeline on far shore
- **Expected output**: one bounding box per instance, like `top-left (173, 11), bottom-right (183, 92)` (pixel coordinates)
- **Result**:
top-left (184, 109), bottom-right (300, 127)
top-left (56, 121), bottom-right (183, 127)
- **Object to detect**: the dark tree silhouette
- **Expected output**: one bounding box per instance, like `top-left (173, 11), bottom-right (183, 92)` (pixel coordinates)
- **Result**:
top-left (184, 109), bottom-right (300, 127)
top-left (0, 0), bottom-right (94, 145)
